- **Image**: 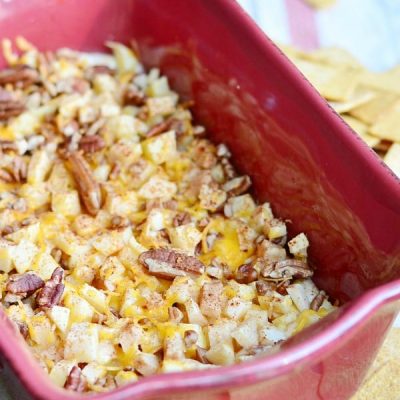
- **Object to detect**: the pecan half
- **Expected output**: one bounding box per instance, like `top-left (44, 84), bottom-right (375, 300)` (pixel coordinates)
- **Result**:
top-left (68, 151), bottom-right (102, 215)
top-left (36, 267), bottom-right (64, 308)
top-left (64, 366), bottom-right (87, 392)
top-left (270, 259), bottom-right (313, 279)
top-left (0, 65), bottom-right (39, 88)
top-left (6, 273), bottom-right (44, 298)
top-left (138, 248), bottom-right (205, 280)
top-left (79, 135), bottom-right (105, 153)
top-left (310, 291), bottom-right (326, 311)
top-left (0, 89), bottom-right (25, 120)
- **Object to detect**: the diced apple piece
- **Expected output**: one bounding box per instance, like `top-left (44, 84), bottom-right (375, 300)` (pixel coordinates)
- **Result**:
top-left (207, 320), bottom-right (237, 348)
top-left (82, 363), bottom-right (107, 385)
top-left (138, 175), bottom-right (177, 200)
top-left (0, 239), bottom-right (15, 273)
top-left (161, 359), bottom-right (214, 372)
top-left (288, 233), bottom-right (309, 258)
top-left (168, 223), bottom-right (201, 254)
top-left (49, 360), bottom-right (76, 388)
top-left (134, 353), bottom-right (160, 376)
top-left (6, 222), bottom-right (40, 244)
top-left (206, 342), bottom-right (235, 366)
top-left (107, 41), bottom-right (139, 74)
top-left (64, 322), bottom-right (99, 363)
top-left (232, 319), bottom-right (259, 348)
top-left (29, 314), bottom-right (56, 349)
top-left (185, 298), bottom-right (208, 326)
top-left (142, 130), bottom-right (176, 165)
top-left (115, 370), bottom-right (138, 387)
top-left (13, 239), bottom-right (39, 273)
top-left (19, 183), bottom-right (50, 209)
top-left (223, 296), bottom-right (251, 320)
top-left (47, 306), bottom-right (70, 334)
top-left (79, 283), bottom-right (108, 314)
top-left (63, 291), bottom-right (95, 323)
top-left (96, 341), bottom-right (116, 364)
top-left (51, 191), bottom-right (81, 217)
top-left (27, 150), bottom-right (52, 184)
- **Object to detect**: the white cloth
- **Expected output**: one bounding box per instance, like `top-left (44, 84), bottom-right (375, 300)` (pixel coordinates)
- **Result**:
top-left (238, 0), bottom-right (400, 71)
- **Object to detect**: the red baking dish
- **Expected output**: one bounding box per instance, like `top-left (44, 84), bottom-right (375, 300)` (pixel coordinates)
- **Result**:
top-left (0, 1), bottom-right (399, 399)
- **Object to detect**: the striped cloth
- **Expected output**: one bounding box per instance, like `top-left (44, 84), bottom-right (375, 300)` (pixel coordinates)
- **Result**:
top-left (238, 0), bottom-right (400, 72)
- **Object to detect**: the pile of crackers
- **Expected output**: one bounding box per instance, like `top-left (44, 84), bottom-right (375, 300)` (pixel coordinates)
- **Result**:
top-left (281, 45), bottom-right (400, 178)
top-left (282, 42), bottom-right (400, 399)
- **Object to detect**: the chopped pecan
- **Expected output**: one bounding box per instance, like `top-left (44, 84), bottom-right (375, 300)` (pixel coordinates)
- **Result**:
top-left (184, 330), bottom-right (198, 347)
top-left (216, 144), bottom-right (231, 158)
top-left (64, 366), bottom-right (87, 392)
top-left (68, 151), bottom-right (102, 215)
top-left (0, 169), bottom-right (14, 183)
top-left (220, 158), bottom-right (236, 179)
top-left (172, 212), bottom-right (191, 227)
top-left (236, 264), bottom-right (258, 284)
top-left (6, 273), bottom-right (44, 297)
top-left (146, 199), bottom-right (178, 212)
top-left (0, 65), bottom-right (39, 88)
top-left (196, 346), bottom-right (210, 364)
top-left (123, 84), bottom-right (145, 106)
top-left (145, 117), bottom-right (174, 138)
top-left (15, 321), bottom-right (29, 339)
top-left (0, 140), bottom-right (17, 151)
top-left (222, 175), bottom-right (251, 196)
top-left (269, 259), bottom-right (313, 279)
top-left (36, 267), bottom-right (65, 308)
top-left (50, 247), bottom-right (62, 263)
top-left (79, 135), bottom-right (105, 153)
top-left (85, 65), bottom-right (115, 80)
top-left (168, 306), bottom-right (183, 323)
top-left (110, 215), bottom-right (130, 230)
top-left (138, 248), bottom-right (205, 280)
top-left (9, 156), bottom-right (27, 183)
top-left (239, 345), bottom-right (274, 357)
top-left (0, 89), bottom-right (25, 120)
top-left (310, 291), bottom-right (326, 311)
top-left (193, 140), bottom-right (217, 169)
top-left (255, 280), bottom-right (276, 295)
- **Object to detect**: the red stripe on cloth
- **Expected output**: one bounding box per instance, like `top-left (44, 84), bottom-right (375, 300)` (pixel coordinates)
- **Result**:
top-left (284, 0), bottom-right (319, 50)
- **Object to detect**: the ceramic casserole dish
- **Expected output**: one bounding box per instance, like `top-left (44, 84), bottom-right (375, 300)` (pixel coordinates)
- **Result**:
top-left (0, 0), bottom-right (399, 399)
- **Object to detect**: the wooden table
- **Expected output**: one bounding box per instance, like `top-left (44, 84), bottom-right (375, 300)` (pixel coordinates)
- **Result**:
top-left (351, 327), bottom-right (400, 400)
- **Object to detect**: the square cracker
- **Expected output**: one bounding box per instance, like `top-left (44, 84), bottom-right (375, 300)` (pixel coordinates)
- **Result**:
top-left (369, 101), bottom-right (400, 142)
top-left (294, 59), bottom-right (359, 102)
top-left (330, 86), bottom-right (376, 113)
top-left (349, 91), bottom-right (398, 125)
top-left (341, 115), bottom-right (380, 148)
top-left (384, 143), bottom-right (400, 177)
